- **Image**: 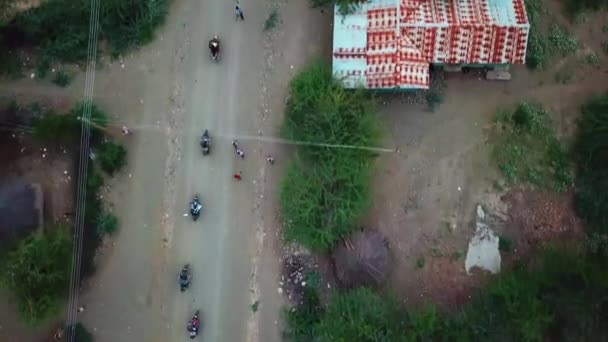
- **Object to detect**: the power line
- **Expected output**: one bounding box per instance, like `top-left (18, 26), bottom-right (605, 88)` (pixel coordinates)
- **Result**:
top-left (64, 0), bottom-right (101, 340)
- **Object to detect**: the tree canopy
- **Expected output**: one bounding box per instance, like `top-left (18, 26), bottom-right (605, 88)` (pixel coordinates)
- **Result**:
top-left (279, 62), bottom-right (382, 252)
top-left (1, 225), bottom-right (72, 324)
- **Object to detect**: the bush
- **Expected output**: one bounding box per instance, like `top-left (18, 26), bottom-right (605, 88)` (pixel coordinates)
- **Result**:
top-left (52, 71), bottom-right (71, 87)
top-left (0, 225), bottom-right (72, 324)
top-left (95, 211), bottom-right (118, 235)
top-left (1, 0), bottom-right (170, 64)
top-left (31, 101), bottom-right (110, 145)
top-left (317, 288), bottom-right (404, 342)
top-left (97, 141), bottom-right (126, 175)
top-left (279, 61), bottom-right (381, 251)
top-left (573, 93), bottom-right (608, 253)
top-left (283, 287), bottom-right (323, 342)
top-left (32, 111), bottom-right (79, 144)
top-left (492, 102), bottom-right (573, 191)
top-left (263, 8), bottom-right (279, 31)
top-left (66, 323), bottom-right (94, 342)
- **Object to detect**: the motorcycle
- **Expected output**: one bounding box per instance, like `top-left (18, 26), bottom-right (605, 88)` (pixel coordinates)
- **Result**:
top-left (187, 310), bottom-right (201, 338)
top-left (190, 194), bottom-right (202, 221)
top-left (209, 36), bottom-right (221, 61)
top-left (179, 264), bottom-right (191, 292)
top-left (200, 130), bottom-right (211, 155)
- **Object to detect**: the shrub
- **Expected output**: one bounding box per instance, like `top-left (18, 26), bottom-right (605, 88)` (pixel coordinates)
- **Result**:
top-left (67, 323), bottom-right (94, 342)
top-left (263, 8), bottom-right (279, 32)
top-left (280, 156), bottom-right (372, 251)
top-left (1, 0), bottom-right (170, 63)
top-left (0, 225), bottom-right (72, 324)
top-left (315, 288), bottom-right (404, 342)
top-left (52, 71), bottom-right (71, 87)
top-left (95, 211), bottom-right (118, 235)
top-left (31, 111), bottom-right (79, 144)
top-left (283, 287), bottom-right (322, 342)
top-left (573, 93), bottom-right (608, 254)
top-left (492, 102), bottom-right (573, 191)
top-left (279, 61), bottom-right (381, 251)
top-left (97, 141), bottom-right (126, 175)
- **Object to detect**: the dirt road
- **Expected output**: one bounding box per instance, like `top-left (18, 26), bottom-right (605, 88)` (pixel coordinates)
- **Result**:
top-left (74, 0), bottom-right (273, 341)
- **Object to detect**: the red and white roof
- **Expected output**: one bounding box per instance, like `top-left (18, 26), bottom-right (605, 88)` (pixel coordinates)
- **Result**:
top-left (332, 0), bottom-right (529, 89)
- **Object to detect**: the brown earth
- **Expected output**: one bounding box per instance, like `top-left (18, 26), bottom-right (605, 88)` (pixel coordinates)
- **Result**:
top-left (364, 4), bottom-right (608, 310)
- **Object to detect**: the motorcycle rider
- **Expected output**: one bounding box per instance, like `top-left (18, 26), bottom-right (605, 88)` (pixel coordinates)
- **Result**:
top-left (209, 36), bottom-right (220, 59)
top-left (180, 267), bottom-right (189, 282)
top-left (200, 131), bottom-right (210, 148)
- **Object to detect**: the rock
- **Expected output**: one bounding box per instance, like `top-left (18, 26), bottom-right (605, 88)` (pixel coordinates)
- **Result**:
top-left (465, 204), bottom-right (500, 274)
top-left (476, 205), bottom-right (485, 221)
top-left (277, 287), bottom-right (283, 295)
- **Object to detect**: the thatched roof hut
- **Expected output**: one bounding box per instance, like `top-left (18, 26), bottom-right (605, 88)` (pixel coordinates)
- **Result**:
top-left (332, 230), bottom-right (391, 288)
top-left (0, 178), bottom-right (43, 242)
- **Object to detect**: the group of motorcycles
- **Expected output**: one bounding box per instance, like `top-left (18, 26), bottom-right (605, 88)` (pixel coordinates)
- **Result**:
top-left (180, 128), bottom-right (212, 338)
top-left (179, 36), bottom-right (223, 338)
top-left (178, 265), bottom-right (200, 338)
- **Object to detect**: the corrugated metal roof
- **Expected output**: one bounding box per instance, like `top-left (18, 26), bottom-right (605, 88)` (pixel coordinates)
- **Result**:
top-left (332, 0), bottom-right (530, 89)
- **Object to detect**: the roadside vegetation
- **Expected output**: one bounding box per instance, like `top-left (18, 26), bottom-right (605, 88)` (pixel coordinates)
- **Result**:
top-left (279, 61), bottom-right (382, 252)
top-left (280, 66), bottom-right (608, 340)
top-left (0, 100), bottom-right (126, 325)
top-left (574, 93), bottom-right (608, 255)
top-left (0, 225), bottom-right (72, 324)
top-left (285, 248), bottom-right (608, 341)
top-left (0, 0), bottom-right (170, 76)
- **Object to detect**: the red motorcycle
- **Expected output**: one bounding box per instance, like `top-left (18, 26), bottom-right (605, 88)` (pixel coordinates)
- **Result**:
top-left (187, 310), bottom-right (201, 338)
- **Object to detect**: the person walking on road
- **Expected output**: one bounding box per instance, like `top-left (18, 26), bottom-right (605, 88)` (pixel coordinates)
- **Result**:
top-left (233, 171), bottom-right (242, 180)
top-left (235, 4), bottom-right (244, 20)
top-left (236, 149), bottom-right (245, 159)
top-left (266, 155), bottom-right (275, 165)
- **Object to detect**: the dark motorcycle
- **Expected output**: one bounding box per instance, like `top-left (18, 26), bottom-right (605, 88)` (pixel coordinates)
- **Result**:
top-left (190, 194), bottom-right (202, 221)
top-left (209, 36), bottom-right (220, 61)
top-left (179, 264), bottom-right (191, 292)
top-left (200, 130), bottom-right (210, 155)
top-left (187, 310), bottom-right (201, 338)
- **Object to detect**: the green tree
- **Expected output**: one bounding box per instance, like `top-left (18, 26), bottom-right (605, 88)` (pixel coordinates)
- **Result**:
top-left (279, 61), bottom-right (382, 252)
top-left (97, 141), bottom-right (127, 175)
top-left (1, 226), bottom-right (72, 324)
top-left (574, 93), bottom-right (608, 254)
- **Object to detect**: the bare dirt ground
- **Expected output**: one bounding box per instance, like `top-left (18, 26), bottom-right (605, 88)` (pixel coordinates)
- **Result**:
top-left (0, 100), bottom-right (74, 342)
top-left (368, 6), bottom-right (608, 309)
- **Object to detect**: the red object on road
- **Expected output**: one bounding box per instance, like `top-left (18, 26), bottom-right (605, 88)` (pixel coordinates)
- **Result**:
top-left (233, 172), bottom-right (242, 180)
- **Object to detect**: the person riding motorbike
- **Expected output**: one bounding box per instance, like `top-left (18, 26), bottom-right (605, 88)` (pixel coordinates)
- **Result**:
top-left (188, 311), bottom-right (200, 338)
top-left (209, 36), bottom-right (220, 60)
top-left (190, 195), bottom-right (202, 220)
top-left (179, 265), bottom-right (190, 291)
top-left (200, 130), bottom-right (210, 155)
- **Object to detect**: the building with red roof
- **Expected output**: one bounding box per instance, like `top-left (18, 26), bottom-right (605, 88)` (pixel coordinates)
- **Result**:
top-left (332, 0), bottom-right (530, 89)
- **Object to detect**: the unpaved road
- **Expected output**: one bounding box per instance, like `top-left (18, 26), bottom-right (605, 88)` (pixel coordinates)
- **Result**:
top-left (75, 0), bottom-right (273, 341)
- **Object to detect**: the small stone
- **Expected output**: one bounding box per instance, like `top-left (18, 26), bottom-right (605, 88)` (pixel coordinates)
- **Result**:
top-left (30, 73), bottom-right (35, 79)
top-left (277, 287), bottom-right (283, 294)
